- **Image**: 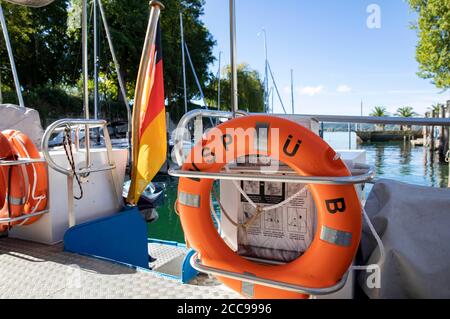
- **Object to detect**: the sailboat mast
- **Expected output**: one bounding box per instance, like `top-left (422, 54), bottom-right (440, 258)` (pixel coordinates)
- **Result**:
top-left (229, 0), bottom-right (238, 116)
top-left (0, 4), bottom-right (24, 107)
top-left (291, 69), bottom-right (294, 114)
top-left (93, 0), bottom-right (99, 120)
top-left (82, 0), bottom-right (90, 167)
top-left (180, 13), bottom-right (188, 114)
top-left (217, 51), bottom-right (222, 111)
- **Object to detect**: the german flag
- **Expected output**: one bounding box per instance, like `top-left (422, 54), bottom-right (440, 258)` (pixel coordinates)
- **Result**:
top-left (127, 19), bottom-right (166, 205)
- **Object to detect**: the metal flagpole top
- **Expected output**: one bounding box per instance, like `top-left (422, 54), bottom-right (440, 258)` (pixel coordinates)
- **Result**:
top-left (149, 0), bottom-right (165, 9)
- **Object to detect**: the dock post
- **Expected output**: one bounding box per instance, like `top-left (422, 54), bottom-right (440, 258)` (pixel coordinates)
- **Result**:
top-left (423, 112), bottom-right (428, 147)
top-left (430, 110), bottom-right (436, 152)
top-left (447, 100), bottom-right (450, 187)
top-left (439, 104), bottom-right (447, 162)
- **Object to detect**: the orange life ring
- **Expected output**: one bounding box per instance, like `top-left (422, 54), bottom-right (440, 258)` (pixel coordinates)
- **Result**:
top-left (0, 132), bottom-right (26, 232)
top-left (177, 115), bottom-right (362, 299)
top-left (3, 130), bottom-right (48, 226)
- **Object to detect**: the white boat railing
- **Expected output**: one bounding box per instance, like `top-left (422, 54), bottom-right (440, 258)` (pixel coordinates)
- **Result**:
top-left (172, 109), bottom-right (377, 185)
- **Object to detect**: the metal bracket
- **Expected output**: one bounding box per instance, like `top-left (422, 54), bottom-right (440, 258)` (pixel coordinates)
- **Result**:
top-left (169, 163), bottom-right (374, 185)
top-left (0, 158), bottom-right (50, 225)
top-left (190, 252), bottom-right (349, 295)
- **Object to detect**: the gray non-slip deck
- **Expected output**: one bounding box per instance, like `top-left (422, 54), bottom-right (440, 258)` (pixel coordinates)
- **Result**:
top-left (0, 238), bottom-right (241, 299)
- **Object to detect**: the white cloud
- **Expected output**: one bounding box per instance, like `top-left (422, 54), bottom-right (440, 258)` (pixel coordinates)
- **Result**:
top-left (297, 85), bottom-right (324, 96)
top-left (337, 84), bottom-right (352, 93)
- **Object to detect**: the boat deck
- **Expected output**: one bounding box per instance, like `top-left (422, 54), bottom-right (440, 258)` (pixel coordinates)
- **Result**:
top-left (0, 238), bottom-right (241, 299)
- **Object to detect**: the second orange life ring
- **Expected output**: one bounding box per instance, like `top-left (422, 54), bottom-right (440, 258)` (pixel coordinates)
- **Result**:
top-left (0, 132), bottom-right (26, 232)
top-left (177, 115), bottom-right (362, 299)
top-left (3, 130), bottom-right (48, 226)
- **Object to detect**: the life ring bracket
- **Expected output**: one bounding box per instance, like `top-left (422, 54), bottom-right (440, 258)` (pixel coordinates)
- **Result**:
top-left (190, 252), bottom-right (349, 296)
top-left (169, 163), bottom-right (375, 185)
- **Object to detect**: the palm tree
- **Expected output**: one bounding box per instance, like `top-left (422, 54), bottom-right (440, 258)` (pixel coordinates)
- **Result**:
top-left (370, 106), bottom-right (388, 130)
top-left (370, 106), bottom-right (388, 117)
top-left (429, 103), bottom-right (443, 116)
top-left (395, 106), bottom-right (417, 131)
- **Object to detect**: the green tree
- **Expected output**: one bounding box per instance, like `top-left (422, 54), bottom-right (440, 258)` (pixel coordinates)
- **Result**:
top-left (205, 63), bottom-right (264, 113)
top-left (80, 0), bottom-right (215, 111)
top-left (395, 106), bottom-right (417, 131)
top-left (370, 106), bottom-right (388, 131)
top-left (0, 1), bottom-right (79, 91)
top-left (408, 0), bottom-right (450, 89)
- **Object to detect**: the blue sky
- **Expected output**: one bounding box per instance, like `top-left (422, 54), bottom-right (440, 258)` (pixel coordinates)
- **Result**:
top-left (201, 0), bottom-right (449, 116)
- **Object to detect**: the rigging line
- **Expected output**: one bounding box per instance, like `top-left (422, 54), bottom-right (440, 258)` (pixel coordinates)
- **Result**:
top-left (184, 41), bottom-right (215, 127)
top-left (267, 62), bottom-right (287, 114)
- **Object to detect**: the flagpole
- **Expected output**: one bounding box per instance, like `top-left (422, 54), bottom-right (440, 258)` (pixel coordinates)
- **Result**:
top-left (128, 0), bottom-right (164, 203)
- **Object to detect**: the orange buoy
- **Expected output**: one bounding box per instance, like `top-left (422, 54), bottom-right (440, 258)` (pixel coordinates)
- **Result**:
top-left (177, 115), bottom-right (362, 299)
top-left (3, 130), bottom-right (48, 227)
top-left (0, 132), bottom-right (26, 232)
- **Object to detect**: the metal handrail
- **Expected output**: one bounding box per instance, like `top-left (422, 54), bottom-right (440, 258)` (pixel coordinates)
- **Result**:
top-left (41, 118), bottom-right (113, 176)
top-left (169, 163), bottom-right (374, 185)
top-left (297, 113), bottom-right (450, 126)
top-left (0, 158), bottom-right (46, 166)
top-left (173, 108), bottom-right (450, 167)
top-left (172, 109), bottom-right (376, 184)
top-left (0, 209), bottom-right (49, 224)
top-left (41, 118), bottom-right (123, 228)
top-left (190, 252), bottom-right (349, 295)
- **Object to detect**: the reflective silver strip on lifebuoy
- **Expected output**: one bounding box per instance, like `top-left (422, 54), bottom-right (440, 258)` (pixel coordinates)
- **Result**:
top-left (242, 272), bottom-right (255, 298)
top-left (178, 192), bottom-right (200, 208)
top-left (8, 196), bottom-right (26, 206)
top-left (320, 225), bottom-right (352, 247)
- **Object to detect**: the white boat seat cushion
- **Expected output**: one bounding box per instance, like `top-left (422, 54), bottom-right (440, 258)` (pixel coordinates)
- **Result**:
top-left (0, 104), bottom-right (44, 149)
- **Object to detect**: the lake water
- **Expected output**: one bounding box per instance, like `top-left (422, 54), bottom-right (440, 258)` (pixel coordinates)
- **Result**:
top-left (324, 132), bottom-right (449, 188)
top-left (149, 131), bottom-right (449, 242)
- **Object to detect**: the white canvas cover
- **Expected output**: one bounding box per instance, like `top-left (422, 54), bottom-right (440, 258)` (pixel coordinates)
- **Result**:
top-left (359, 179), bottom-right (450, 298)
top-left (0, 104), bottom-right (44, 148)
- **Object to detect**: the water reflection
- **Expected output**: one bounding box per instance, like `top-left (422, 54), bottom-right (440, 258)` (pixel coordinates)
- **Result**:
top-left (359, 142), bottom-right (448, 187)
top-left (324, 132), bottom-right (448, 188)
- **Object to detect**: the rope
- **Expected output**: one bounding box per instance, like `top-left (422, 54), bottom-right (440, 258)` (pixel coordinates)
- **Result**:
top-left (224, 166), bottom-right (308, 212)
top-left (351, 207), bottom-right (385, 270)
top-left (62, 125), bottom-right (83, 200)
top-left (212, 168), bottom-right (309, 229)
